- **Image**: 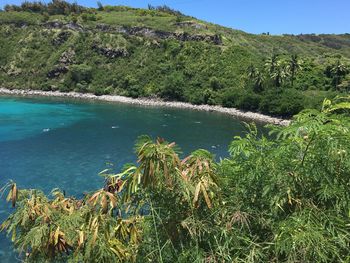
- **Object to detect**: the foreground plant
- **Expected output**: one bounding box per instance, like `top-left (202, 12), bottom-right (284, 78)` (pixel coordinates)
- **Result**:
top-left (2, 97), bottom-right (350, 262)
top-left (0, 181), bottom-right (142, 262)
top-left (1, 136), bottom-right (219, 262)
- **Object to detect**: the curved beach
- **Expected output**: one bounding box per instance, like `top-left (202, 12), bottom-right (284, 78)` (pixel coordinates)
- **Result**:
top-left (0, 88), bottom-right (290, 126)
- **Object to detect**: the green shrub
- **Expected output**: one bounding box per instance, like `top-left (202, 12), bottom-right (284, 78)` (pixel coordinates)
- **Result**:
top-left (259, 89), bottom-right (305, 117)
top-left (58, 83), bottom-right (70, 92)
top-left (222, 88), bottom-right (241, 108)
top-left (81, 13), bottom-right (97, 22)
top-left (236, 91), bottom-right (261, 111)
top-left (88, 84), bottom-right (104, 95)
top-left (160, 72), bottom-right (185, 100)
top-left (70, 64), bottom-right (93, 83)
top-left (209, 76), bottom-right (224, 91)
top-left (0, 11), bottom-right (43, 25)
top-left (76, 81), bottom-right (88, 93)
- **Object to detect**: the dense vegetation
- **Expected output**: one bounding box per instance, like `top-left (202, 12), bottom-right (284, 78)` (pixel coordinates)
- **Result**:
top-left (1, 1), bottom-right (350, 117)
top-left (2, 96), bottom-right (350, 262)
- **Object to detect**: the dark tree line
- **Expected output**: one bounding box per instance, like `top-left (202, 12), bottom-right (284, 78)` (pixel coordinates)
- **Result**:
top-left (147, 4), bottom-right (184, 16)
top-left (4, 0), bottom-right (86, 15)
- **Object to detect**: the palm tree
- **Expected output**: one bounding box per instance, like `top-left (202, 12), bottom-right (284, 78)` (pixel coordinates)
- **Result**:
top-left (331, 60), bottom-right (348, 90)
top-left (265, 54), bottom-right (279, 75)
top-left (287, 54), bottom-right (302, 87)
top-left (271, 65), bottom-right (288, 88)
top-left (253, 69), bottom-right (265, 92)
top-left (247, 64), bottom-right (257, 79)
top-left (247, 65), bottom-right (265, 92)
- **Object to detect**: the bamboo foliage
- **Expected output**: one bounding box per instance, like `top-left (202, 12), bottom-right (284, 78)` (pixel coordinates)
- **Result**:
top-left (0, 185), bottom-right (142, 262)
top-left (181, 150), bottom-right (219, 209)
top-left (88, 189), bottom-right (118, 214)
top-left (135, 136), bottom-right (181, 189)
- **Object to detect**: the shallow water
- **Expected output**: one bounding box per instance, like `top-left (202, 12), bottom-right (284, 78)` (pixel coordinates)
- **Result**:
top-left (0, 95), bottom-right (264, 261)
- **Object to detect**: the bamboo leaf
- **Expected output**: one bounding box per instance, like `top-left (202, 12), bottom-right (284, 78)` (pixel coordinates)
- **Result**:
top-left (201, 184), bottom-right (212, 209)
top-left (193, 182), bottom-right (201, 207)
top-left (92, 226), bottom-right (99, 245)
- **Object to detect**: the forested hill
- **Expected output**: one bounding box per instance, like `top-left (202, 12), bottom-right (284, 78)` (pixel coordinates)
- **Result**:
top-left (1, 1), bottom-right (350, 117)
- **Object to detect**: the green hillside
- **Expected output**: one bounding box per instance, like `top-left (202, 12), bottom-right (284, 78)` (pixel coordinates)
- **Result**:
top-left (1, 1), bottom-right (350, 117)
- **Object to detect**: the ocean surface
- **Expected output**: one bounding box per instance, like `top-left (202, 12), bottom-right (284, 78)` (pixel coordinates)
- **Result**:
top-left (0, 95), bottom-right (264, 261)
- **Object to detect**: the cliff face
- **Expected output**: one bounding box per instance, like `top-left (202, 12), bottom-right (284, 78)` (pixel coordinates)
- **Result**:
top-left (39, 21), bottom-right (223, 44)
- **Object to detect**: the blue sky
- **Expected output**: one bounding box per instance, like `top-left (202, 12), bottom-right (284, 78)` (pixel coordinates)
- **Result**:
top-left (1, 0), bottom-right (349, 35)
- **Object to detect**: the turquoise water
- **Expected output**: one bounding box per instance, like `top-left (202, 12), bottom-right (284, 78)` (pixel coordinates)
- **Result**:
top-left (0, 95), bottom-right (263, 261)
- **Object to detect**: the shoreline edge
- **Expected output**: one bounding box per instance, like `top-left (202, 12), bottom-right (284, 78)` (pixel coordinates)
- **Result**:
top-left (0, 88), bottom-right (290, 126)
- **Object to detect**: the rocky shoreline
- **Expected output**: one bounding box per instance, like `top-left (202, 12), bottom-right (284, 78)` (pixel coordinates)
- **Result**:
top-left (0, 88), bottom-right (291, 126)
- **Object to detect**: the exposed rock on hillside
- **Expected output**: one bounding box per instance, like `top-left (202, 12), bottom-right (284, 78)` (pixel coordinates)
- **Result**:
top-left (44, 22), bottom-right (223, 45)
top-left (45, 21), bottom-right (83, 31)
top-left (128, 26), bottom-right (222, 44)
top-left (47, 66), bottom-right (68, 78)
top-left (47, 49), bottom-right (75, 78)
top-left (174, 21), bottom-right (208, 30)
top-left (52, 31), bottom-right (71, 46)
top-left (92, 44), bottom-right (129, 58)
top-left (59, 49), bottom-right (75, 65)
